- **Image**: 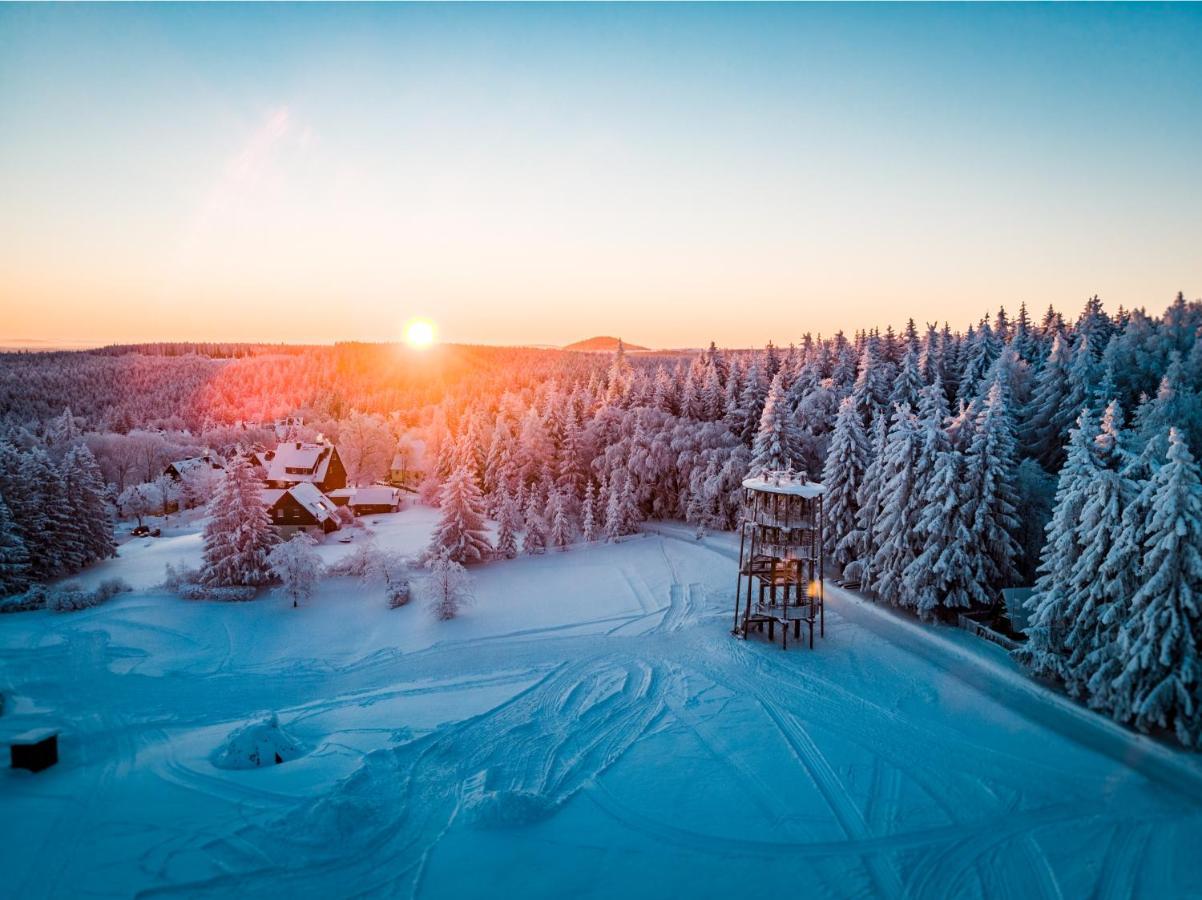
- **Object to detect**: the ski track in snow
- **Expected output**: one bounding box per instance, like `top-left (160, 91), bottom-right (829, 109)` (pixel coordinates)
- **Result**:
top-left (2, 522), bottom-right (1201, 899)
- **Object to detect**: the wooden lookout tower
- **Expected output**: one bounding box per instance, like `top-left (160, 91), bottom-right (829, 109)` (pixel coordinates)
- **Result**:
top-left (732, 469), bottom-right (825, 649)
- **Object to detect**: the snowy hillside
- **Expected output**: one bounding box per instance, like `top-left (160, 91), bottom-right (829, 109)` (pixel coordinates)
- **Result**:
top-left (3, 509), bottom-right (1201, 898)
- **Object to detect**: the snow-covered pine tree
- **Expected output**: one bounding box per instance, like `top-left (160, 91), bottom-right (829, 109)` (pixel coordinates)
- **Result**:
top-left (1111, 428), bottom-right (1202, 746)
top-left (1024, 332), bottom-right (1072, 466)
top-left (267, 532), bottom-right (322, 607)
top-left (851, 342), bottom-right (890, 426)
top-left (1019, 409), bottom-right (1100, 679)
top-left (963, 377), bottom-right (1022, 597)
top-left (890, 345), bottom-right (924, 410)
top-left (1085, 430), bottom-right (1166, 711)
top-left (21, 448), bottom-right (79, 579)
top-left (522, 491), bottom-right (547, 554)
top-left (580, 480), bottom-right (597, 542)
top-left (823, 395), bottom-right (868, 570)
top-left (1062, 400), bottom-right (1133, 698)
top-left (62, 444), bottom-right (116, 568)
top-left (548, 489), bottom-right (571, 551)
top-left (750, 371), bottom-right (802, 475)
top-left (868, 404), bottom-right (922, 605)
top-left (494, 488), bottom-right (521, 559)
top-left (605, 470), bottom-right (639, 541)
top-left (201, 456), bottom-right (278, 588)
top-left (846, 412), bottom-right (889, 584)
top-left (0, 492), bottom-right (32, 596)
top-left (426, 551), bottom-right (473, 621)
top-left (736, 357), bottom-right (768, 446)
top-left (428, 463), bottom-right (492, 564)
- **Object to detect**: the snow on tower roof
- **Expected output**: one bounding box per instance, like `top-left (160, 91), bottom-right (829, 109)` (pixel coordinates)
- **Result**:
top-left (742, 471), bottom-right (825, 498)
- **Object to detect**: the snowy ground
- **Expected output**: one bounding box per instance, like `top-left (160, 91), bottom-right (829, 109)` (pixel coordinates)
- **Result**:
top-left (3, 508), bottom-right (1202, 898)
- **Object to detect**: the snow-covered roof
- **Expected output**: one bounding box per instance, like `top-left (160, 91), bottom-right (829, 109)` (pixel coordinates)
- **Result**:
top-left (349, 486), bottom-right (399, 507)
top-left (266, 441), bottom-right (334, 485)
top-left (168, 455), bottom-right (224, 476)
top-left (326, 486), bottom-right (399, 506)
top-left (286, 482), bottom-right (338, 523)
top-left (260, 489), bottom-right (286, 507)
top-left (742, 473), bottom-right (825, 498)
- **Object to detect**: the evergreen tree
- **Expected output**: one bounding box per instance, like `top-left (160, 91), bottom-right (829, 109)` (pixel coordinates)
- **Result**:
top-left (847, 413), bottom-right (889, 583)
top-left (904, 444), bottom-right (979, 616)
top-left (1111, 429), bottom-right (1202, 746)
top-left (580, 481), bottom-right (597, 542)
top-left (548, 489), bottom-right (571, 551)
top-left (0, 492), bottom-right (32, 596)
top-left (1024, 333), bottom-right (1073, 466)
top-left (868, 404), bottom-right (922, 605)
top-left (522, 491), bottom-right (547, 554)
top-left (823, 396), bottom-right (868, 569)
top-left (750, 372), bottom-right (802, 475)
top-left (494, 488), bottom-right (521, 559)
top-left (963, 378), bottom-right (1021, 596)
top-left (1020, 410), bottom-right (1100, 679)
top-left (429, 463), bottom-right (492, 564)
top-left (891, 345), bottom-right (924, 410)
top-left (62, 444), bottom-right (117, 568)
top-left (851, 342), bottom-right (890, 426)
top-left (1062, 401), bottom-right (1133, 698)
top-left (605, 470), bottom-right (639, 541)
top-left (1087, 430), bottom-right (1165, 710)
top-left (201, 456), bottom-right (278, 587)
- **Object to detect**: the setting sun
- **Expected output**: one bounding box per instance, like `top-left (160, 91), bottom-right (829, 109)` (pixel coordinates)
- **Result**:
top-left (405, 319), bottom-right (436, 349)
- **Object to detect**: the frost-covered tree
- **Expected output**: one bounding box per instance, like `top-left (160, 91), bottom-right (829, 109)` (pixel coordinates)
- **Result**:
top-left (1062, 401), bottom-right (1133, 698)
top-left (580, 480), bottom-right (597, 542)
top-left (750, 372), bottom-right (802, 475)
top-left (1024, 333), bottom-right (1072, 466)
top-left (1111, 429), bottom-right (1202, 746)
top-left (822, 396), bottom-right (868, 569)
top-left (201, 456), bottom-right (278, 588)
top-left (522, 491), bottom-right (547, 554)
top-left (846, 413), bottom-right (889, 583)
top-left (493, 488), bottom-right (521, 559)
top-left (1020, 409), bottom-right (1100, 679)
top-left (963, 378), bottom-right (1021, 596)
top-left (890, 345), bottom-right (924, 410)
top-left (1085, 431), bottom-right (1166, 710)
top-left (605, 470), bottom-right (639, 541)
top-left (868, 404), bottom-right (922, 605)
top-left (267, 533), bottom-right (322, 608)
top-left (118, 483), bottom-right (157, 527)
top-left (426, 552), bottom-right (473, 621)
top-left (548, 489), bottom-right (571, 551)
top-left (851, 342), bottom-right (890, 426)
top-left (0, 493), bottom-right (32, 597)
top-left (428, 463), bottom-right (492, 564)
top-left (62, 443), bottom-right (117, 567)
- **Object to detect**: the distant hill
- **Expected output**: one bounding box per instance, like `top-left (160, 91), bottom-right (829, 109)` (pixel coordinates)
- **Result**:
top-left (564, 336), bottom-right (650, 352)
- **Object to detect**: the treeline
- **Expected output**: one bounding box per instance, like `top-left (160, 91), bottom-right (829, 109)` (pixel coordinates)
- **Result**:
top-left (0, 343), bottom-right (618, 434)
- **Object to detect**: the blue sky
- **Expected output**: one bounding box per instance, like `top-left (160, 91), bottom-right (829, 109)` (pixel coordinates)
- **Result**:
top-left (1, 3), bottom-right (1199, 347)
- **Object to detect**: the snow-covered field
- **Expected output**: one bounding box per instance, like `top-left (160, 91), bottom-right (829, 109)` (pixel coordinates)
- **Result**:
top-left (3, 509), bottom-right (1202, 898)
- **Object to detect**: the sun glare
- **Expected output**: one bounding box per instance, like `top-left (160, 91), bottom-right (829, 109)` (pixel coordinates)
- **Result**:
top-left (405, 319), bottom-right (436, 349)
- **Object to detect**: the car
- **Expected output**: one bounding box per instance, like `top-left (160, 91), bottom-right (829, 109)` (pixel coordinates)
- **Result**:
top-left (130, 524), bottom-right (150, 537)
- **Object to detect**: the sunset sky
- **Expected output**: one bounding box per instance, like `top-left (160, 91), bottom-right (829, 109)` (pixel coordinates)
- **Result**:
top-left (1, 3), bottom-right (1200, 349)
